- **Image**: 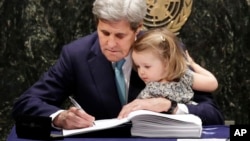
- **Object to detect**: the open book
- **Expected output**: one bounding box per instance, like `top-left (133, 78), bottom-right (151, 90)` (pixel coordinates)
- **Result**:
top-left (58, 110), bottom-right (202, 138)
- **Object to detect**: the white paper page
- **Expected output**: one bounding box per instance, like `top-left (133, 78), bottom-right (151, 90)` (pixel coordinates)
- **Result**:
top-left (62, 118), bottom-right (129, 137)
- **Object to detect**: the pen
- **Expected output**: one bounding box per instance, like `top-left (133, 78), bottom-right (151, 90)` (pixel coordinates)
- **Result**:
top-left (69, 96), bottom-right (95, 125)
top-left (69, 96), bottom-right (82, 109)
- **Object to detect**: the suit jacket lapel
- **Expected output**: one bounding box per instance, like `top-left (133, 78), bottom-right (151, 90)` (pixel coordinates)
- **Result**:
top-left (87, 42), bottom-right (122, 116)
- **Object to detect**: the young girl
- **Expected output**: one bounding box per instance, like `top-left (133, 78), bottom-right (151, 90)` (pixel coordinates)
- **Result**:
top-left (131, 28), bottom-right (218, 104)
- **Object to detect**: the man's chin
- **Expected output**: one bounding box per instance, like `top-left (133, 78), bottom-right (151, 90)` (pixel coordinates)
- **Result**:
top-left (106, 56), bottom-right (122, 62)
top-left (105, 54), bottom-right (124, 62)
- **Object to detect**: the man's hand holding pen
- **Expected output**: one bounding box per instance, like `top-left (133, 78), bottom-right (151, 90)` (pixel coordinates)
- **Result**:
top-left (69, 96), bottom-right (95, 125)
top-left (52, 97), bottom-right (95, 129)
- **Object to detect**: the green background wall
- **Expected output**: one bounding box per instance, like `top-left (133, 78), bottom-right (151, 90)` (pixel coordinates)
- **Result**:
top-left (0, 0), bottom-right (250, 140)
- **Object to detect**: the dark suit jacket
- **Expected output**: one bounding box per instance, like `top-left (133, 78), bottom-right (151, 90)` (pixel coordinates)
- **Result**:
top-left (12, 32), bottom-right (224, 125)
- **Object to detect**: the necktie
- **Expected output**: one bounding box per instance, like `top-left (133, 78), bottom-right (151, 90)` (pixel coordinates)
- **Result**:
top-left (114, 59), bottom-right (126, 105)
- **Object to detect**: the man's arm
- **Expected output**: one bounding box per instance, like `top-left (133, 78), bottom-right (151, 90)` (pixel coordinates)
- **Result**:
top-left (186, 90), bottom-right (225, 125)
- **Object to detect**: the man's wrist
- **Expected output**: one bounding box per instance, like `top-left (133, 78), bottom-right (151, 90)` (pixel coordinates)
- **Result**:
top-left (50, 110), bottom-right (65, 129)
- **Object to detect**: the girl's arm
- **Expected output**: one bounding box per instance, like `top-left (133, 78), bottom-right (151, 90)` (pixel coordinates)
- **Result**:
top-left (186, 51), bottom-right (218, 92)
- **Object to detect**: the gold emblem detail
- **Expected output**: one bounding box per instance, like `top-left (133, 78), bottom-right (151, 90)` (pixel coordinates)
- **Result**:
top-left (143, 0), bottom-right (192, 34)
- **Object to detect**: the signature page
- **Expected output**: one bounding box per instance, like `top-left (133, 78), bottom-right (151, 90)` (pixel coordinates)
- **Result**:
top-left (62, 118), bottom-right (129, 137)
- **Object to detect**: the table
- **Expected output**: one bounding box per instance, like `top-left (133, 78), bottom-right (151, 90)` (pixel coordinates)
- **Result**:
top-left (7, 125), bottom-right (230, 141)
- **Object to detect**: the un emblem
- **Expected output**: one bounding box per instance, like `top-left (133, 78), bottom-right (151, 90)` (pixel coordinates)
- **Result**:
top-left (143, 0), bottom-right (192, 34)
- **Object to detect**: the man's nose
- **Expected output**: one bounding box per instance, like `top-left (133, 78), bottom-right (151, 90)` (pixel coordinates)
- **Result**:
top-left (107, 36), bottom-right (116, 47)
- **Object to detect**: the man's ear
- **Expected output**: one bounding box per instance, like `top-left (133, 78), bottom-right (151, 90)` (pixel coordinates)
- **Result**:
top-left (136, 22), bottom-right (144, 34)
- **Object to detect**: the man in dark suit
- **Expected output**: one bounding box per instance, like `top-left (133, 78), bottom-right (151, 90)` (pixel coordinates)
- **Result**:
top-left (12, 0), bottom-right (224, 131)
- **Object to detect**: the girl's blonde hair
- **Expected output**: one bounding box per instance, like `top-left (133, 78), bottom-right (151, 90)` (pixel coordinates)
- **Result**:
top-left (132, 28), bottom-right (188, 81)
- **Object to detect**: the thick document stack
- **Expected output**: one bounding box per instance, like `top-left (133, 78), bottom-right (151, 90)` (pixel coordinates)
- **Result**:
top-left (57, 110), bottom-right (202, 138)
top-left (130, 110), bottom-right (202, 138)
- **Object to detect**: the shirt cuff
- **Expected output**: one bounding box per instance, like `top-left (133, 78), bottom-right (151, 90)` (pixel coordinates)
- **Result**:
top-left (176, 103), bottom-right (189, 114)
top-left (50, 110), bottom-right (65, 129)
